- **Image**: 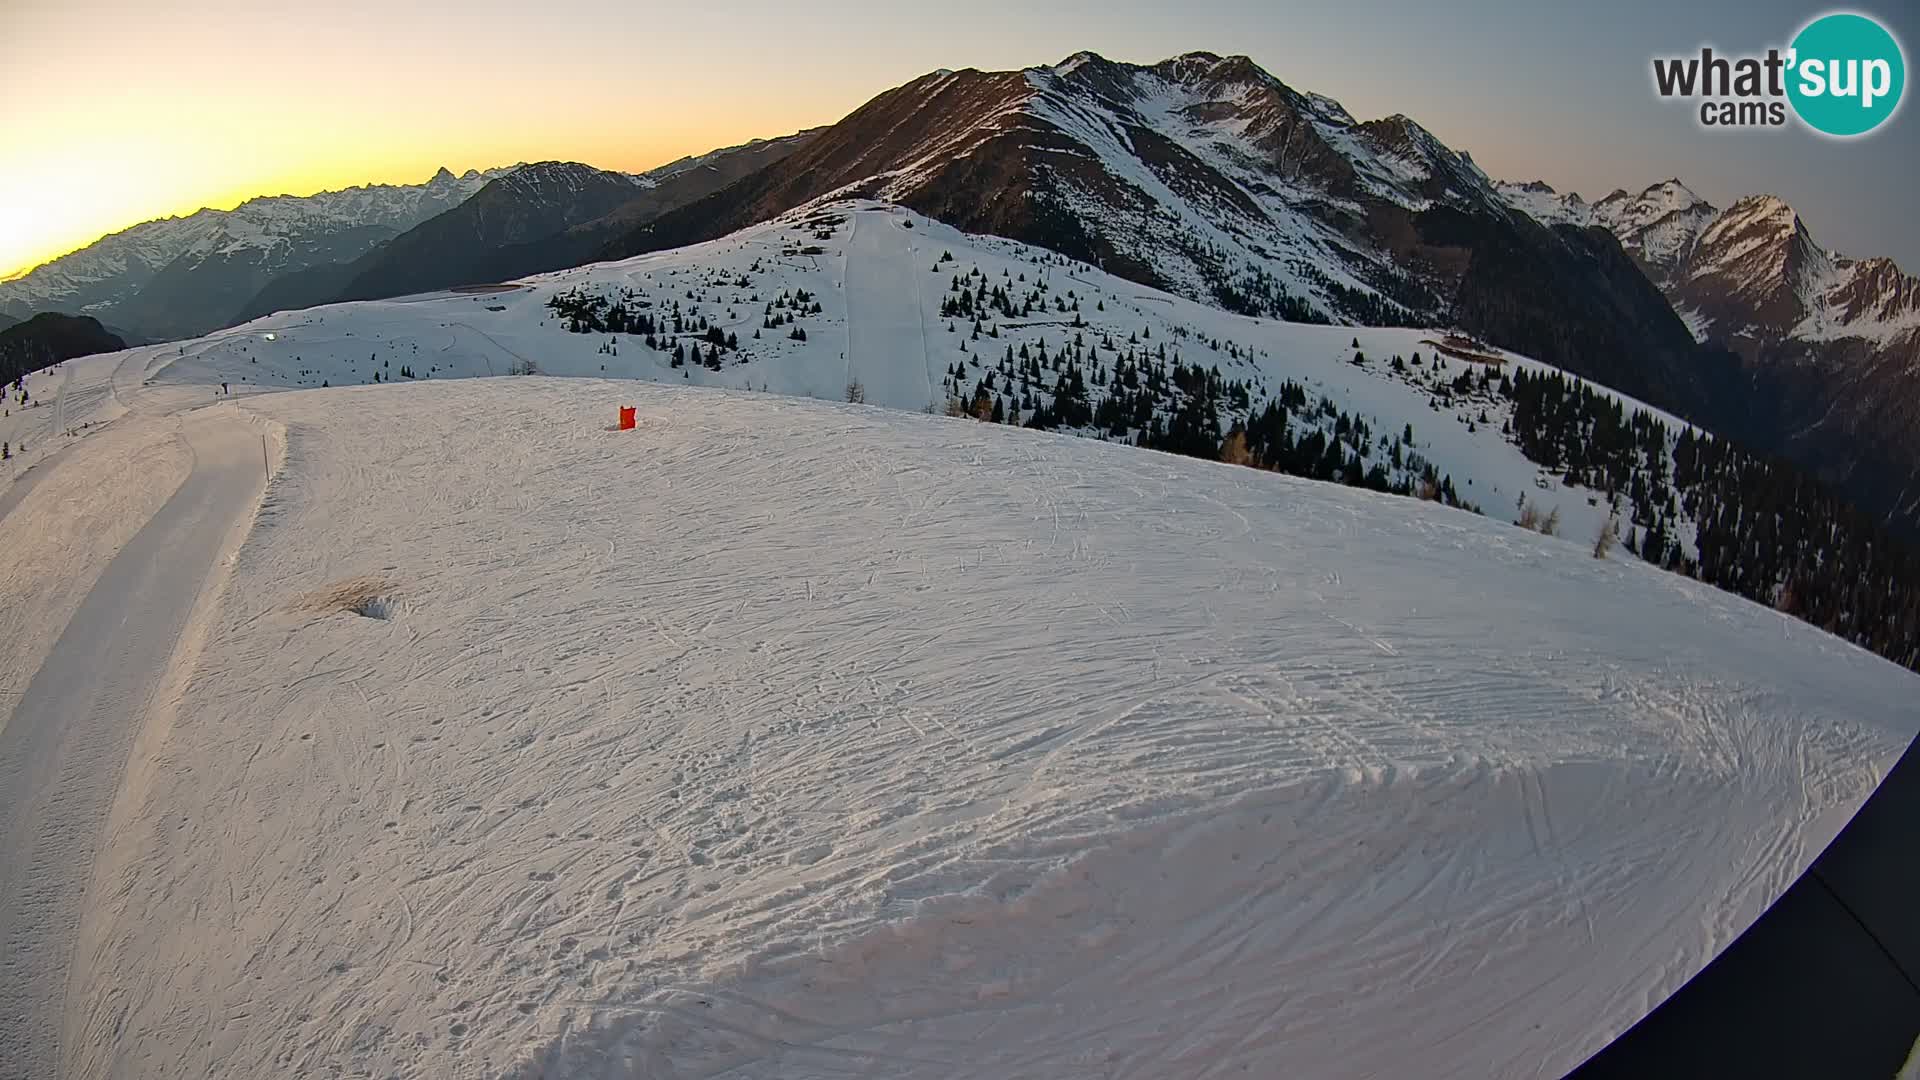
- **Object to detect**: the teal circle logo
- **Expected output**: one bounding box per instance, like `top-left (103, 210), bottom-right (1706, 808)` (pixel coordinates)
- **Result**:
top-left (1787, 12), bottom-right (1906, 136)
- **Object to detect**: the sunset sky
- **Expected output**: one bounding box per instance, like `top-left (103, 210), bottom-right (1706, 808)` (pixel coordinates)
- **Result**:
top-left (3, 0), bottom-right (1915, 279)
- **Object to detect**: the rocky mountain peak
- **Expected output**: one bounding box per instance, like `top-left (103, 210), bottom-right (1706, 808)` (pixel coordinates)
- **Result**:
top-left (1151, 51), bottom-right (1269, 88)
top-left (1504, 174), bottom-right (1917, 361)
top-left (604, 49), bottom-right (1710, 444)
top-left (1713, 193), bottom-right (1795, 230)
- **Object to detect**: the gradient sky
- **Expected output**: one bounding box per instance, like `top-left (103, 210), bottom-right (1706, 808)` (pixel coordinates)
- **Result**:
top-left (3, 0), bottom-right (1915, 279)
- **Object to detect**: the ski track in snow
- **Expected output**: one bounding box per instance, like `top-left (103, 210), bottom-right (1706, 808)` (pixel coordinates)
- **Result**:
top-left (28, 376), bottom-right (1912, 1080)
top-left (0, 410), bottom-right (268, 1076)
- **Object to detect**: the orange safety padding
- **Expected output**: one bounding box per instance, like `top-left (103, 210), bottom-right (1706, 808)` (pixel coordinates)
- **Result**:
top-left (618, 406), bottom-right (636, 430)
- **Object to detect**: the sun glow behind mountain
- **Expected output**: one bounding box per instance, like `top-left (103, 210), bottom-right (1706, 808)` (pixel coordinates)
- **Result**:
top-left (0, 0), bottom-right (874, 278)
top-left (4, 0), bottom-right (1915, 279)
top-left (0, 110), bottom-right (794, 281)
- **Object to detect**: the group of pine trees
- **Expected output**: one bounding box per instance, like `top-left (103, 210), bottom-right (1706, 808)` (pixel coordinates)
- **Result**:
top-left (548, 283), bottom-right (819, 373)
top-left (1200, 256), bottom-right (1442, 327)
top-left (1499, 367), bottom-right (1920, 672)
top-left (930, 276), bottom-right (1469, 512)
top-left (938, 263), bottom-right (1102, 326)
top-left (1210, 263), bottom-right (1326, 323)
top-left (934, 274), bottom-right (1918, 671)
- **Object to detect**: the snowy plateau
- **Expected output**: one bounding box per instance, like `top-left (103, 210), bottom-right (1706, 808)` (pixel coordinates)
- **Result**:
top-left (0, 202), bottom-right (1915, 1080)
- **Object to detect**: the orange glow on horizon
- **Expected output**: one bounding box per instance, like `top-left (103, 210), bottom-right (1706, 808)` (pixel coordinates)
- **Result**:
top-left (0, 0), bottom-right (1594, 286)
top-left (18, 0), bottom-right (1902, 286)
top-left (0, 0), bottom-right (902, 283)
top-left (0, 126), bottom-right (824, 281)
top-left (6, 143), bottom-right (738, 280)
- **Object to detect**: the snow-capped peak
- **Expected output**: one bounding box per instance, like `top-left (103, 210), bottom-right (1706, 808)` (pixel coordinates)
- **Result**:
top-left (1494, 180), bottom-right (1594, 227)
top-left (1615, 178), bottom-right (1708, 214)
top-left (1499, 174), bottom-right (1920, 349)
top-left (0, 165), bottom-right (515, 337)
top-left (1706, 193), bottom-right (1794, 234)
top-left (1597, 180), bottom-right (1713, 231)
top-left (1498, 176), bottom-right (1718, 277)
top-left (1051, 50), bottom-right (1101, 76)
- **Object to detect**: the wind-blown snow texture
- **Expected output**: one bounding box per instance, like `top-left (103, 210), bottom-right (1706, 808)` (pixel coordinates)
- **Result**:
top-left (49, 376), bottom-right (1918, 1079)
top-left (2, 203), bottom-right (1915, 1080)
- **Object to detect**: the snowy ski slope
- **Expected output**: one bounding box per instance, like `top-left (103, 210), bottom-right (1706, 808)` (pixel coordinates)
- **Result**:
top-left (116, 200), bottom-right (1697, 549)
top-left (24, 374), bottom-right (1915, 1079)
top-left (2, 203), bottom-right (1915, 1079)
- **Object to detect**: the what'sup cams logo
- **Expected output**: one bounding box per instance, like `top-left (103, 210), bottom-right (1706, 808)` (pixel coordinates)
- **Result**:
top-left (1653, 11), bottom-right (1906, 136)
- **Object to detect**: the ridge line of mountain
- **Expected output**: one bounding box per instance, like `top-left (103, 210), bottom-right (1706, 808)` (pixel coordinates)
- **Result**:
top-left (7, 48), bottom-right (1916, 534)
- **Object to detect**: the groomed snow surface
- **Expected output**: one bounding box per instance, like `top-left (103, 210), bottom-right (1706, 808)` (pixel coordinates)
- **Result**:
top-left (5, 373), bottom-right (1909, 1079)
top-left (0, 204), bottom-right (1915, 1079)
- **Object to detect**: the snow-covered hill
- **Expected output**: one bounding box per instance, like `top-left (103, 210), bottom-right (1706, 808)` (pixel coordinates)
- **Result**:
top-left (607, 52), bottom-right (1709, 430)
top-left (17, 371), bottom-right (1912, 1079)
top-left (145, 200), bottom-right (1699, 551)
top-left (0, 167), bottom-right (514, 339)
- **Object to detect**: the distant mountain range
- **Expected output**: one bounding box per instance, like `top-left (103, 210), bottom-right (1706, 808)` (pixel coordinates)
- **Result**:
top-left (231, 134), bottom-right (815, 324)
top-left (5, 50), bottom-right (1915, 532)
top-left (0, 168), bottom-right (508, 340)
top-left (1499, 177), bottom-right (1920, 530)
top-left (0, 134), bottom-right (814, 343)
top-left (224, 161), bottom-right (650, 325)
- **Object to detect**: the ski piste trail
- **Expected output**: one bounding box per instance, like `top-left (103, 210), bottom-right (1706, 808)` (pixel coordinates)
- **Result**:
top-left (844, 208), bottom-right (935, 408)
top-left (0, 410), bottom-right (267, 1076)
top-left (0, 203), bottom-right (1912, 1080)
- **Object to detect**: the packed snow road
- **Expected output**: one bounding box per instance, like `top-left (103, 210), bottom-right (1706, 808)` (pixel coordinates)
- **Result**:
top-left (0, 411), bottom-right (266, 1077)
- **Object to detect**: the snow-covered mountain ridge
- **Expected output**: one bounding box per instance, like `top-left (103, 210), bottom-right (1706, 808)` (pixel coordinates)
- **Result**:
top-left (79, 197), bottom-right (1910, 675)
top-left (1498, 177), bottom-right (1920, 531)
top-left (1495, 178), bottom-right (1920, 346)
top-left (3, 200), bottom-right (1916, 1076)
top-left (151, 200), bottom-right (1684, 552)
top-left (0, 167), bottom-right (516, 329)
top-left (611, 52), bottom-right (1706, 430)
